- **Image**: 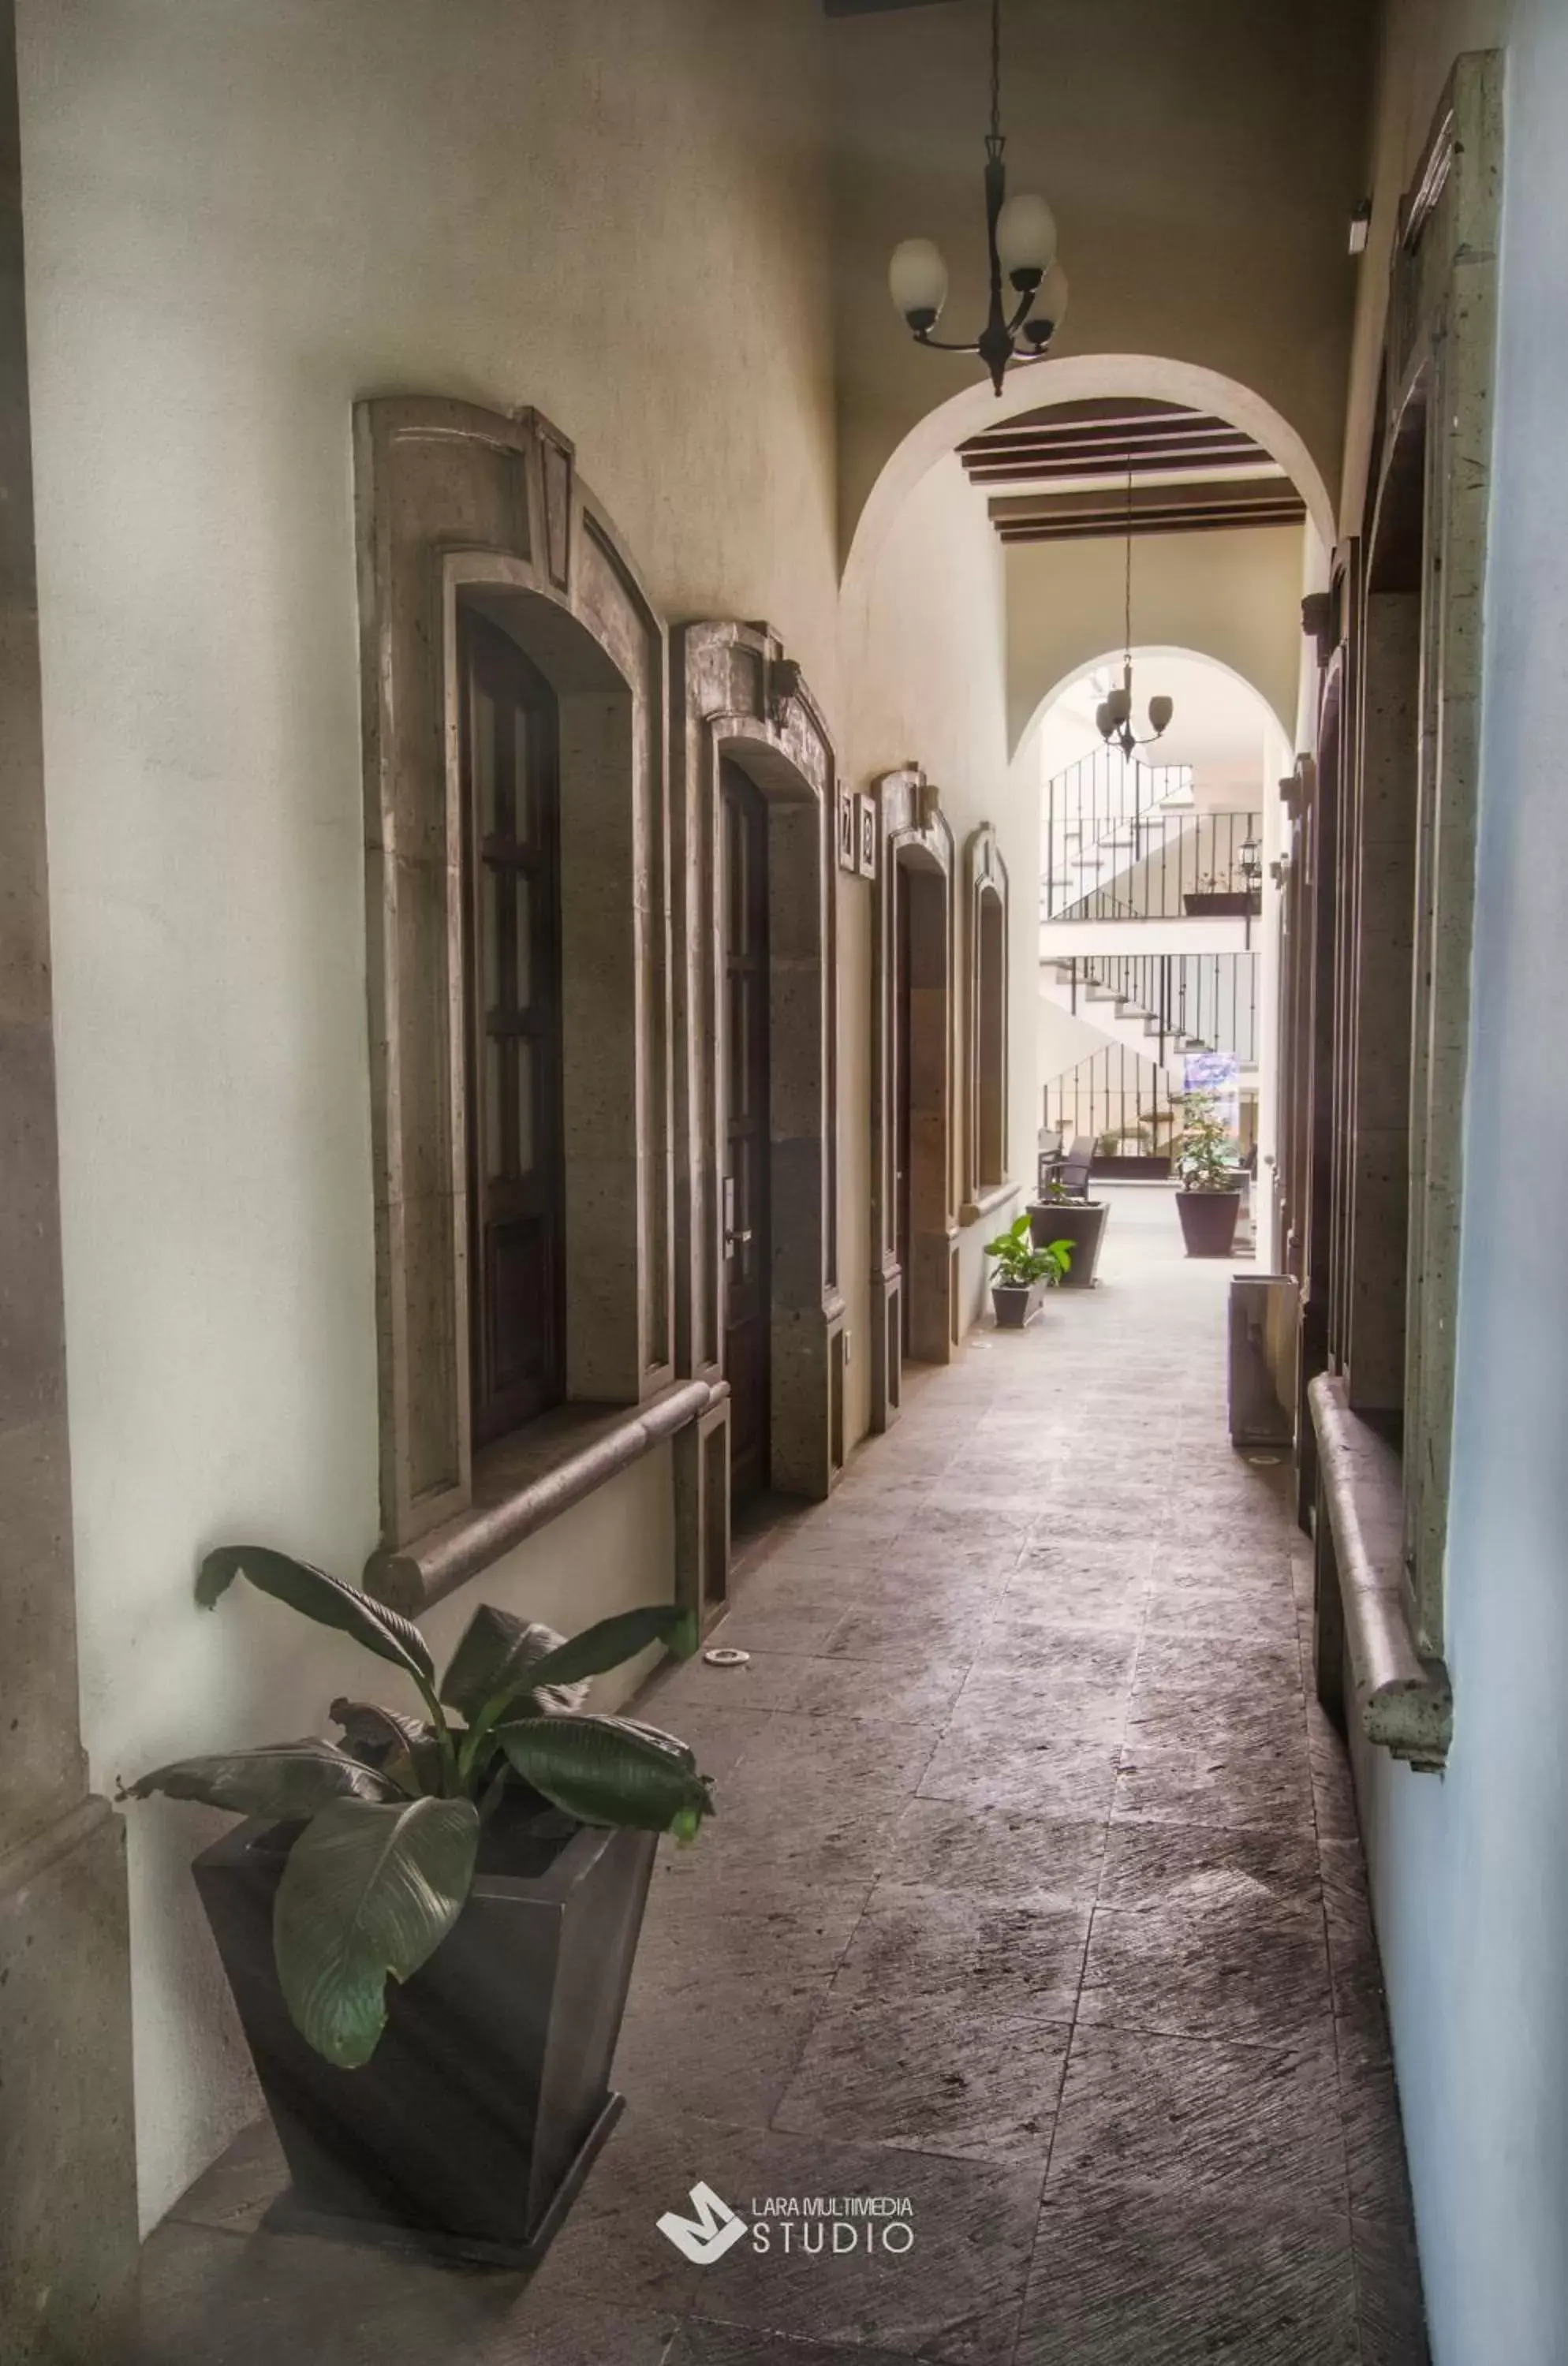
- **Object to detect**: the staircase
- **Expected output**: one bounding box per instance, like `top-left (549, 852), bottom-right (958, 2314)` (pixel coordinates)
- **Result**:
top-left (1042, 950), bottom-right (1260, 1074)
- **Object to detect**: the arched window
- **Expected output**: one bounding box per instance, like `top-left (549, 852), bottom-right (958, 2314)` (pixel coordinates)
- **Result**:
top-left (963, 825), bottom-right (1011, 1219)
top-left (457, 606), bottom-right (566, 1441)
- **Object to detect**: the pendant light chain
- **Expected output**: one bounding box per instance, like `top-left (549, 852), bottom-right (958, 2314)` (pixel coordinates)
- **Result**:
top-left (888, 0), bottom-right (1070, 392)
top-left (990, 0), bottom-right (1002, 144)
top-left (1123, 452), bottom-right (1134, 664)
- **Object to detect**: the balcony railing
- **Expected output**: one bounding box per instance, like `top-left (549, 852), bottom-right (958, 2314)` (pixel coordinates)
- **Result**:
top-left (1041, 759), bottom-right (1262, 924)
top-left (1043, 1044), bottom-right (1181, 1169)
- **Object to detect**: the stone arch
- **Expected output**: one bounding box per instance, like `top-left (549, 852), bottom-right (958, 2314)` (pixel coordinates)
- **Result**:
top-left (840, 354), bottom-right (1335, 640)
top-left (1014, 644), bottom-right (1294, 768)
top-left (354, 396), bottom-right (685, 1593)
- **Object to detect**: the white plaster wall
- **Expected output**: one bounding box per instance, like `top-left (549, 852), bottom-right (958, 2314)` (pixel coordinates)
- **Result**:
top-left (1006, 524), bottom-right (1309, 754)
top-left (17, 0), bottom-right (837, 2230)
top-left (838, 455), bottom-right (1025, 1390)
top-left (1348, 6), bottom-right (1568, 2360)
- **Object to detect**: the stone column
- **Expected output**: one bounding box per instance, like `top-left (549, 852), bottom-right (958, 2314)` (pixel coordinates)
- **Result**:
top-left (0, 3), bottom-right (140, 2352)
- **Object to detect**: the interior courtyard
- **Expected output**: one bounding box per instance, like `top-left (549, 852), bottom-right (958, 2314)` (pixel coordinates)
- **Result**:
top-left (3, 5), bottom-right (1566, 2364)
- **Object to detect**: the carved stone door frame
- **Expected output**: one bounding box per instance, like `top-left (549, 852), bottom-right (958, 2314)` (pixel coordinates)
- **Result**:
top-left (673, 621), bottom-right (845, 1524)
top-left (869, 765), bottom-right (958, 1431)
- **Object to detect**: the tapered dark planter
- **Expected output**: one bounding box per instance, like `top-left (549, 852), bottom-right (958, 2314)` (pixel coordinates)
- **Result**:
top-left (1029, 1200), bottom-right (1108, 1288)
top-left (1176, 1189), bottom-right (1241, 1257)
top-left (991, 1280), bottom-right (1044, 1328)
top-left (194, 1800), bottom-right (657, 2267)
top-left (1182, 890), bottom-right (1260, 917)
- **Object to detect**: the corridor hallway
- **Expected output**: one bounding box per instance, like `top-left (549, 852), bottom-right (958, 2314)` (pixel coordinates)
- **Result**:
top-left (133, 1189), bottom-right (1424, 2364)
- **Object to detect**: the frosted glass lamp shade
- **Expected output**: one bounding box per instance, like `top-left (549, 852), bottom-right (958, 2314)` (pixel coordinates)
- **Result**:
top-left (1096, 700), bottom-right (1114, 740)
top-left (1106, 682), bottom-right (1132, 728)
top-left (889, 239), bottom-right (949, 327)
top-left (1035, 258), bottom-right (1070, 332)
top-left (997, 193), bottom-right (1056, 288)
top-left (1147, 694), bottom-right (1174, 735)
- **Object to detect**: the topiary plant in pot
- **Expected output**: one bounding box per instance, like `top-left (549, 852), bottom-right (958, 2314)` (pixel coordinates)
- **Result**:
top-left (1029, 1173), bottom-right (1109, 1288)
top-left (984, 1210), bottom-right (1072, 1327)
top-left (1174, 1089), bottom-right (1242, 1256)
top-left (125, 1547), bottom-right (711, 2267)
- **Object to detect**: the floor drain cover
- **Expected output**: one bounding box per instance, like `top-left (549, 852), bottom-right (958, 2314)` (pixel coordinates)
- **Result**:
top-left (704, 1646), bottom-right (751, 1667)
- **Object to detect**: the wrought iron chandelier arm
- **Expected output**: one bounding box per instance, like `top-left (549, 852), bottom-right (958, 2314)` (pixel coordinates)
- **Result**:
top-left (911, 328), bottom-right (985, 355)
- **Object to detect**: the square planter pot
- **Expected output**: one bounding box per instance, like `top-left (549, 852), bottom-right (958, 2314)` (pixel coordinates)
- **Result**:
top-left (991, 1280), bottom-right (1045, 1327)
top-left (1029, 1199), bottom-right (1107, 1288)
top-left (1176, 1189), bottom-right (1242, 1257)
top-left (193, 1799), bottom-right (657, 2267)
top-left (1182, 890), bottom-right (1260, 917)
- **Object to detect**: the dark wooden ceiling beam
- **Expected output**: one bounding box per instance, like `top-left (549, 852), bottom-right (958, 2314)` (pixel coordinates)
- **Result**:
top-left (997, 505), bottom-right (1306, 545)
top-left (965, 446), bottom-right (1270, 487)
top-left (961, 416), bottom-right (1244, 457)
top-left (989, 478), bottom-right (1305, 523)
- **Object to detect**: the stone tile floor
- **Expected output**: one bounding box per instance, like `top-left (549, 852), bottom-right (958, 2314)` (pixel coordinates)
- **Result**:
top-left (129, 1188), bottom-right (1427, 2364)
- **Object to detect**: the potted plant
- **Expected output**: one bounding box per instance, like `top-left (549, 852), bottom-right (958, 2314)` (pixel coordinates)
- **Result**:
top-left (125, 1547), bottom-right (711, 2267)
top-left (1182, 870), bottom-right (1261, 919)
top-left (1029, 1173), bottom-right (1109, 1288)
top-left (984, 1210), bottom-right (1072, 1326)
top-left (1174, 1089), bottom-right (1242, 1256)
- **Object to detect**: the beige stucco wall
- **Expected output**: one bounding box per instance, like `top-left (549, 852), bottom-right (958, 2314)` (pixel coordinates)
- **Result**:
top-left (838, 453), bottom-right (1029, 1382)
top-left (828, 0), bottom-right (1372, 558)
top-left (17, 0), bottom-right (838, 2232)
top-left (1006, 524), bottom-right (1309, 755)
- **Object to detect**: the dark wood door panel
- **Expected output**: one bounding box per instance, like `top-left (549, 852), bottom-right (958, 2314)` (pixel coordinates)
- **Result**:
top-left (722, 763), bottom-right (771, 1506)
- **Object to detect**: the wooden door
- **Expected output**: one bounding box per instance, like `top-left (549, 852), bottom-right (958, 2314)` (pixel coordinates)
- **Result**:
top-left (721, 764), bottom-right (771, 1505)
top-left (458, 607), bottom-right (566, 1443)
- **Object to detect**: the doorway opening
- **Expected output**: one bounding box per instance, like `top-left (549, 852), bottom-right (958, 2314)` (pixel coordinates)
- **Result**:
top-left (871, 766), bottom-right (957, 1428)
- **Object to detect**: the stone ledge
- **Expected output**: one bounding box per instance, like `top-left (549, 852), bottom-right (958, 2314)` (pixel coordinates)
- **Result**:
top-left (1309, 1372), bottom-right (1452, 1771)
top-left (364, 1378), bottom-right (726, 1614)
top-left (959, 1178), bottom-right (1021, 1227)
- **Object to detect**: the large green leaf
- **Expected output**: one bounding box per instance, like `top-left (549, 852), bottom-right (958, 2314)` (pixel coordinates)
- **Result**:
top-left (439, 1605), bottom-right (578, 1718)
top-left (518, 1605), bottom-right (699, 1696)
top-left (126, 1740), bottom-right (397, 1819)
top-left (498, 1714), bottom-right (713, 1838)
top-left (197, 1547), bottom-right (435, 1688)
top-left (273, 1795), bottom-right (480, 2069)
top-left (328, 1700), bottom-right (445, 1798)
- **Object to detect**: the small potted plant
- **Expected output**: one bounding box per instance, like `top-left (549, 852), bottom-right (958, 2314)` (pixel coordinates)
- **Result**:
top-left (1029, 1172), bottom-right (1109, 1287)
top-left (1182, 869), bottom-right (1260, 919)
top-left (1174, 1089), bottom-right (1242, 1256)
top-left (125, 1547), bottom-right (711, 2266)
top-left (984, 1210), bottom-right (1073, 1327)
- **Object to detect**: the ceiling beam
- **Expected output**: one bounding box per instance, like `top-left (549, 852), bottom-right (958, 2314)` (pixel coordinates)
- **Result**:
top-left (965, 444), bottom-right (1267, 487)
top-left (988, 477), bottom-right (1306, 544)
top-left (997, 505), bottom-right (1308, 545)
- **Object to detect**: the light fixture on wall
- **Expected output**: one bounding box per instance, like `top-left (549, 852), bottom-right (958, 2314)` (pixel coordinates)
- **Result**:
top-left (887, 0), bottom-right (1068, 397)
top-left (1097, 463), bottom-right (1174, 757)
top-left (1239, 834), bottom-right (1262, 946)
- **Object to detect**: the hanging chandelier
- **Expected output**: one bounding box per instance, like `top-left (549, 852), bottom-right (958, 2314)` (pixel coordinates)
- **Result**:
top-left (887, 0), bottom-right (1069, 397)
top-left (1098, 460), bottom-right (1174, 756)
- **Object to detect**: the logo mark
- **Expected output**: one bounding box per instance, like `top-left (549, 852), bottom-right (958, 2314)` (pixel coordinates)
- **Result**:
top-left (657, 2181), bottom-right (750, 2265)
